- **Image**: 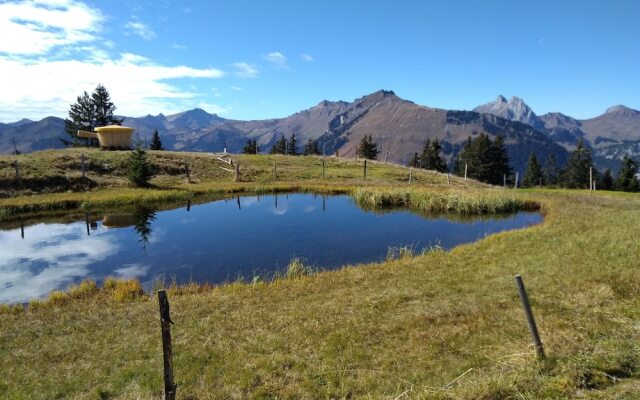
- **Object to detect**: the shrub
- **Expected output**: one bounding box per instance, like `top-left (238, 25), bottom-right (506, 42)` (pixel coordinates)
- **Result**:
top-left (68, 279), bottom-right (98, 299)
top-left (285, 258), bottom-right (314, 279)
top-left (112, 279), bottom-right (144, 302)
top-left (127, 145), bottom-right (155, 187)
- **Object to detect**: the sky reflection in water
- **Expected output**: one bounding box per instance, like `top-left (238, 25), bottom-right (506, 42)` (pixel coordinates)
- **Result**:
top-left (0, 194), bottom-right (542, 303)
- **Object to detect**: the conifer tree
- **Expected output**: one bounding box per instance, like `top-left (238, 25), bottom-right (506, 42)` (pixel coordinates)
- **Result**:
top-left (542, 154), bottom-right (559, 186)
top-left (560, 139), bottom-right (594, 188)
top-left (270, 135), bottom-right (288, 154)
top-left (599, 168), bottom-right (614, 191)
top-left (92, 84), bottom-right (122, 127)
top-left (408, 152), bottom-right (421, 168)
top-left (287, 133), bottom-right (298, 155)
top-left (454, 133), bottom-right (510, 185)
top-left (357, 134), bottom-right (379, 160)
top-left (420, 139), bottom-right (447, 172)
top-left (63, 91), bottom-right (96, 146)
top-left (523, 153), bottom-right (543, 187)
top-left (615, 155), bottom-right (640, 192)
top-left (303, 139), bottom-right (321, 155)
top-left (63, 84), bottom-right (121, 147)
top-left (149, 129), bottom-right (163, 150)
top-left (242, 139), bottom-right (259, 154)
top-left (127, 144), bottom-right (155, 187)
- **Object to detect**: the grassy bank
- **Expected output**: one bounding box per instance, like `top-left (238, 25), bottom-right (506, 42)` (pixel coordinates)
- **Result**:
top-left (1, 185), bottom-right (639, 398)
top-left (0, 148), bottom-right (482, 218)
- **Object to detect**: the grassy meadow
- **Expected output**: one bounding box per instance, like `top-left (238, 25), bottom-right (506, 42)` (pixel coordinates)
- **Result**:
top-left (0, 149), bottom-right (639, 399)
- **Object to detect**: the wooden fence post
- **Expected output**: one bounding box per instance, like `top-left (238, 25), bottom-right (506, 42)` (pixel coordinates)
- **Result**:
top-left (464, 163), bottom-right (468, 181)
top-left (363, 159), bottom-right (367, 179)
top-left (385, 151), bottom-right (389, 164)
top-left (589, 167), bottom-right (593, 194)
top-left (158, 290), bottom-right (177, 400)
top-left (81, 154), bottom-right (86, 178)
top-left (13, 160), bottom-right (20, 181)
top-left (447, 172), bottom-right (450, 186)
top-left (514, 172), bottom-right (519, 189)
top-left (184, 163), bottom-right (191, 183)
top-left (234, 162), bottom-right (240, 182)
top-left (514, 275), bottom-right (545, 359)
top-left (409, 167), bottom-right (413, 183)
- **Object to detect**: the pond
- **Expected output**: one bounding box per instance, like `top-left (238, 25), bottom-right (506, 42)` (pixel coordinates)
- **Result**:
top-left (0, 193), bottom-right (542, 303)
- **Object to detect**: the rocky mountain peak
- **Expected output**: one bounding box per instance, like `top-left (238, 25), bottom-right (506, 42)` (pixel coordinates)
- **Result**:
top-left (474, 95), bottom-right (544, 131)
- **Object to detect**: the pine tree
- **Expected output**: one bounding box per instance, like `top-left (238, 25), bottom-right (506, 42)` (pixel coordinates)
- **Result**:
top-left (242, 139), bottom-right (259, 154)
top-left (542, 154), bottom-right (559, 186)
top-left (454, 133), bottom-right (510, 185)
top-left (560, 139), bottom-right (594, 188)
top-left (270, 135), bottom-right (287, 154)
top-left (599, 168), bottom-right (614, 191)
top-left (63, 91), bottom-right (96, 146)
top-left (287, 133), bottom-right (298, 156)
top-left (92, 84), bottom-right (122, 127)
top-left (490, 135), bottom-right (511, 183)
top-left (420, 139), bottom-right (447, 172)
top-left (523, 153), bottom-right (543, 187)
top-left (303, 139), bottom-right (321, 155)
top-left (127, 144), bottom-right (155, 187)
top-left (408, 152), bottom-right (421, 168)
top-left (63, 84), bottom-right (121, 147)
top-left (133, 206), bottom-right (156, 251)
top-left (149, 129), bottom-right (163, 150)
top-left (357, 135), bottom-right (379, 160)
top-left (615, 156), bottom-right (640, 192)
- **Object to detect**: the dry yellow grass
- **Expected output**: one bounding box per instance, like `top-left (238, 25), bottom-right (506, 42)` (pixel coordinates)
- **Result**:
top-left (0, 188), bottom-right (638, 399)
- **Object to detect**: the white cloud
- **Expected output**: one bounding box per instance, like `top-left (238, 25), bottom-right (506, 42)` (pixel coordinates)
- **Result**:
top-left (172, 43), bottom-right (187, 50)
top-left (114, 264), bottom-right (150, 279)
top-left (125, 20), bottom-right (156, 40)
top-left (0, 53), bottom-right (226, 120)
top-left (301, 54), bottom-right (314, 62)
top-left (264, 51), bottom-right (288, 69)
top-left (230, 86), bottom-right (243, 91)
top-left (0, 223), bottom-right (118, 303)
top-left (0, 0), bottom-right (103, 55)
top-left (0, 0), bottom-right (230, 121)
top-left (233, 62), bottom-right (259, 78)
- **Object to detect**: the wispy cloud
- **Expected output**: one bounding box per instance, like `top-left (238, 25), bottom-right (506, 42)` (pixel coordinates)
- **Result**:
top-left (125, 19), bottom-right (156, 40)
top-left (233, 62), bottom-right (259, 78)
top-left (264, 51), bottom-right (288, 69)
top-left (0, 0), bottom-right (103, 55)
top-left (171, 43), bottom-right (187, 50)
top-left (301, 54), bottom-right (314, 62)
top-left (230, 86), bottom-right (243, 91)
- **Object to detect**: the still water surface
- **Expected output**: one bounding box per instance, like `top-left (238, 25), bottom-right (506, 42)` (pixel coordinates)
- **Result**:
top-left (0, 193), bottom-right (542, 303)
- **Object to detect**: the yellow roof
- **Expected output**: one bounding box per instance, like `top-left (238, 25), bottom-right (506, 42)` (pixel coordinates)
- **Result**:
top-left (95, 125), bottom-right (135, 133)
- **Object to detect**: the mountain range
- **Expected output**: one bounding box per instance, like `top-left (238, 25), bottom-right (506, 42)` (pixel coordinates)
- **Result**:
top-left (2, 90), bottom-right (639, 174)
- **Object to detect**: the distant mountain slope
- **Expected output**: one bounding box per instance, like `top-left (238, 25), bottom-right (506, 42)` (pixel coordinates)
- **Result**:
top-left (475, 96), bottom-right (640, 171)
top-left (6, 90), bottom-right (640, 173)
top-left (316, 91), bottom-right (568, 174)
top-left (0, 117), bottom-right (65, 154)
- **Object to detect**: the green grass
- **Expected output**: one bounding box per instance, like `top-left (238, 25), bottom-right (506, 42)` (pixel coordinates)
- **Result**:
top-left (1, 150), bottom-right (639, 399)
top-left (0, 148), bottom-right (478, 218)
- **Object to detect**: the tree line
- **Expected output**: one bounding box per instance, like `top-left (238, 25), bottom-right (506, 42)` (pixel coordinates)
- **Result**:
top-left (407, 133), bottom-right (639, 192)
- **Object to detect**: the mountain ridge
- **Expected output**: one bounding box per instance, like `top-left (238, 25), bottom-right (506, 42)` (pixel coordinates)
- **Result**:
top-left (2, 90), bottom-right (638, 172)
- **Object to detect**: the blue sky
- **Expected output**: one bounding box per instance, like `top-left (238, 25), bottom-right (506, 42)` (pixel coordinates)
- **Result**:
top-left (0, 0), bottom-right (638, 122)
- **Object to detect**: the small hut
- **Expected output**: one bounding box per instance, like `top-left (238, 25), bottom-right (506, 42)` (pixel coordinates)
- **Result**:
top-left (78, 125), bottom-right (135, 149)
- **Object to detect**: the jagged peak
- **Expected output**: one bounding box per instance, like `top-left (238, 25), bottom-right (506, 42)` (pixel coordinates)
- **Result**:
top-left (496, 95), bottom-right (507, 103)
